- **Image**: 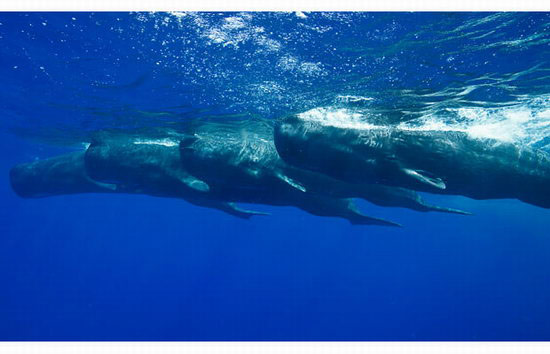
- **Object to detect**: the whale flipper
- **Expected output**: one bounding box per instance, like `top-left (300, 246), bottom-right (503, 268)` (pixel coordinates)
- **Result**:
top-left (346, 200), bottom-right (401, 227)
top-left (384, 187), bottom-right (472, 215)
top-left (296, 196), bottom-right (401, 227)
top-left (402, 168), bottom-right (446, 190)
top-left (86, 177), bottom-right (118, 191)
top-left (195, 200), bottom-right (269, 219)
top-left (347, 212), bottom-right (401, 227)
top-left (179, 175), bottom-right (210, 192)
top-left (353, 185), bottom-right (471, 216)
top-left (276, 172), bottom-right (307, 192)
top-left (422, 203), bottom-right (472, 215)
top-left (225, 202), bottom-right (270, 219)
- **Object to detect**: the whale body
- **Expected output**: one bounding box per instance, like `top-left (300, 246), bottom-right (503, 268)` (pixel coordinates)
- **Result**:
top-left (274, 114), bottom-right (550, 209)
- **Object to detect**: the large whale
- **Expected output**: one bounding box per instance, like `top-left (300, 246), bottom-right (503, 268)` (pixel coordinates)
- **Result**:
top-left (179, 119), bottom-right (468, 217)
top-left (274, 114), bottom-right (550, 209)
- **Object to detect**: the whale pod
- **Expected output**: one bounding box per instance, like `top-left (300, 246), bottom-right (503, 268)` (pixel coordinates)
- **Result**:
top-left (9, 117), bottom-right (473, 226)
top-left (179, 119), bottom-right (468, 219)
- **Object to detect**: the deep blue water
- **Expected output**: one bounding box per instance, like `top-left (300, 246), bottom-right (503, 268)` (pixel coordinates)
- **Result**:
top-left (0, 12), bottom-right (550, 340)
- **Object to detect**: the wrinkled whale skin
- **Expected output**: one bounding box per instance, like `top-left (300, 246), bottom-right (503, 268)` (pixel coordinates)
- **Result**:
top-left (180, 119), bottom-right (468, 218)
top-left (9, 128), bottom-right (397, 225)
top-left (84, 130), bottom-right (269, 219)
top-left (9, 118), bottom-right (475, 226)
top-left (274, 115), bottom-right (550, 208)
top-left (85, 130), bottom-right (207, 197)
top-left (178, 120), bottom-right (399, 226)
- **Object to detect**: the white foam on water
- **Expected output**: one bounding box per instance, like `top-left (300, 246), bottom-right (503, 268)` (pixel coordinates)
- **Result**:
top-left (164, 12), bottom-right (326, 77)
top-left (297, 107), bottom-right (383, 130)
top-left (277, 55), bottom-right (325, 76)
top-left (222, 16), bottom-right (247, 30)
top-left (167, 11), bottom-right (187, 19)
top-left (297, 94), bottom-right (550, 147)
top-left (336, 95), bottom-right (375, 103)
top-left (172, 12), bottom-right (281, 52)
top-left (401, 103), bottom-right (550, 144)
top-left (396, 108), bottom-right (528, 142)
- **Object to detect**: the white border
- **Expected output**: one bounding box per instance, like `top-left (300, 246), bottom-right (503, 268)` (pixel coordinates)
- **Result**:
top-left (1, 342), bottom-right (550, 353)
top-left (1, 2), bottom-right (549, 352)
top-left (0, 0), bottom-right (549, 11)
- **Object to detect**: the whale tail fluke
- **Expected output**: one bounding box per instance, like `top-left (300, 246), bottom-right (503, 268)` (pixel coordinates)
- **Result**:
top-left (297, 196), bottom-right (402, 227)
top-left (355, 185), bottom-right (471, 216)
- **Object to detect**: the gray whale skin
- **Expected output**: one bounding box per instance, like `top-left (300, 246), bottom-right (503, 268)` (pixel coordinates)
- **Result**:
top-left (274, 115), bottom-right (550, 209)
top-left (8, 119), bottom-right (472, 227)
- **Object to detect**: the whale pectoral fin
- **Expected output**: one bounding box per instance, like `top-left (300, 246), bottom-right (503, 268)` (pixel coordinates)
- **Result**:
top-left (180, 175), bottom-right (210, 192)
top-left (168, 168), bottom-right (210, 193)
top-left (349, 215), bottom-right (402, 227)
top-left (93, 180), bottom-right (118, 191)
top-left (225, 202), bottom-right (270, 219)
top-left (427, 204), bottom-right (472, 215)
top-left (276, 172), bottom-right (307, 192)
top-left (402, 168), bottom-right (446, 190)
top-left (399, 188), bottom-right (471, 215)
top-left (346, 199), bottom-right (401, 227)
top-left (414, 195), bottom-right (472, 215)
top-left (196, 201), bottom-right (268, 219)
top-left (84, 175), bottom-right (118, 191)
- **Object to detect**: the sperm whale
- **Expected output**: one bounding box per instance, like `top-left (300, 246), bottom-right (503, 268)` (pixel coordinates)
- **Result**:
top-left (274, 114), bottom-right (550, 209)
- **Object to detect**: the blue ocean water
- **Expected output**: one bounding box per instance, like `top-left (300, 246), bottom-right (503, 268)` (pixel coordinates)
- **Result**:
top-left (0, 12), bottom-right (550, 340)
